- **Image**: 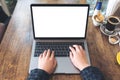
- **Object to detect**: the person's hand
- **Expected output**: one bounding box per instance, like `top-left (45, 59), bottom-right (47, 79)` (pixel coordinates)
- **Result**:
top-left (69, 45), bottom-right (90, 71)
top-left (38, 49), bottom-right (57, 74)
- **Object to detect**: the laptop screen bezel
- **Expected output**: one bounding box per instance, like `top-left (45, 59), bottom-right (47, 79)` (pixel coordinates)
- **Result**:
top-left (30, 4), bottom-right (89, 40)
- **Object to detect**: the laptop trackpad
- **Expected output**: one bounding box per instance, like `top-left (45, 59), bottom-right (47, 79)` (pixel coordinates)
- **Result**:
top-left (55, 57), bottom-right (80, 74)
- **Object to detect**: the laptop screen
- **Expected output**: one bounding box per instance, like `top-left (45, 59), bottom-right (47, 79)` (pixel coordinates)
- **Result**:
top-left (31, 4), bottom-right (89, 39)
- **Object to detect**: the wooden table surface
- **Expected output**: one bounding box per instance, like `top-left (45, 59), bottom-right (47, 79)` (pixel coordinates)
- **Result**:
top-left (0, 0), bottom-right (120, 80)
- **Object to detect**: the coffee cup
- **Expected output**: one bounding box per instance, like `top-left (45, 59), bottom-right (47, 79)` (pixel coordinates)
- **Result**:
top-left (104, 16), bottom-right (120, 34)
top-left (92, 13), bottom-right (104, 27)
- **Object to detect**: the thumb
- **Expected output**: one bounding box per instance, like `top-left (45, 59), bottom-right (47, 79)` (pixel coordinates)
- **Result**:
top-left (53, 58), bottom-right (57, 68)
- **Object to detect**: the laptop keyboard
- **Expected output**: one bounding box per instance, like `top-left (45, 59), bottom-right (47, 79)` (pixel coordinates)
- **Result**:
top-left (34, 42), bottom-right (84, 57)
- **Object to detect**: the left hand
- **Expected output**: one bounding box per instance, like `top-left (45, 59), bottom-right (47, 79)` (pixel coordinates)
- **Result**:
top-left (38, 49), bottom-right (57, 74)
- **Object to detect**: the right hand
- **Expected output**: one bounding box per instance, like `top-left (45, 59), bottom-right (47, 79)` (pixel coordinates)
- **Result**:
top-left (69, 45), bottom-right (90, 71)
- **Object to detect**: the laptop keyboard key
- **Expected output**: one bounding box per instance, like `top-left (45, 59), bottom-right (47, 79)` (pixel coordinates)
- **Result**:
top-left (34, 42), bottom-right (84, 57)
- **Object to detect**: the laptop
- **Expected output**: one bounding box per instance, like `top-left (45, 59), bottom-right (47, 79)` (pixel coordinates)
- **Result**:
top-left (29, 4), bottom-right (90, 74)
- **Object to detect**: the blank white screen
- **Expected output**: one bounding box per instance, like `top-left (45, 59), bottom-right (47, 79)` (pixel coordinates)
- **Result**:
top-left (32, 6), bottom-right (88, 38)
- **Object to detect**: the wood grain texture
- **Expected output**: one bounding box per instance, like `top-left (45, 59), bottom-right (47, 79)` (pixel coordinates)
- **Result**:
top-left (87, 17), bottom-right (120, 80)
top-left (0, 0), bottom-right (120, 80)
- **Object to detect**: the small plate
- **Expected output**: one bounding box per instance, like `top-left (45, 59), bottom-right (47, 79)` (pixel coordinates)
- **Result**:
top-left (109, 36), bottom-right (120, 44)
top-left (100, 24), bottom-right (117, 36)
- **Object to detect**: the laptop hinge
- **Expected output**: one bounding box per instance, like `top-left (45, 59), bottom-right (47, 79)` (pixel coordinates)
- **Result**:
top-left (35, 39), bottom-right (85, 42)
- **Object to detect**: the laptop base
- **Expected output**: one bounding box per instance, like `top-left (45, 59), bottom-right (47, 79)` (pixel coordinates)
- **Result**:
top-left (29, 40), bottom-right (90, 74)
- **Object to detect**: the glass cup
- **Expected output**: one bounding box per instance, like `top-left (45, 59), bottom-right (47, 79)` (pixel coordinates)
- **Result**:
top-left (86, 0), bottom-right (97, 15)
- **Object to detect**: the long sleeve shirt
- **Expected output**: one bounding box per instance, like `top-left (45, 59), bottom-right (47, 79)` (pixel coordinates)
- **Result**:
top-left (27, 66), bottom-right (104, 80)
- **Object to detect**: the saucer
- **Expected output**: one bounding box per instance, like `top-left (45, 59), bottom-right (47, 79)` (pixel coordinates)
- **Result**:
top-left (100, 24), bottom-right (117, 36)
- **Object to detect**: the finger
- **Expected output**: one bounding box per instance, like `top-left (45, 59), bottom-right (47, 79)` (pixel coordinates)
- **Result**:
top-left (69, 52), bottom-right (75, 65)
top-left (38, 54), bottom-right (43, 61)
top-left (73, 45), bottom-right (80, 52)
top-left (79, 45), bottom-right (83, 50)
top-left (43, 50), bottom-right (47, 57)
top-left (79, 46), bottom-right (85, 53)
top-left (69, 51), bottom-right (73, 60)
top-left (53, 58), bottom-right (57, 68)
top-left (69, 46), bottom-right (76, 54)
top-left (79, 46), bottom-right (87, 57)
top-left (38, 54), bottom-right (43, 63)
top-left (39, 54), bottom-right (43, 59)
top-left (46, 49), bottom-right (51, 58)
top-left (51, 51), bottom-right (55, 59)
top-left (82, 48), bottom-right (86, 56)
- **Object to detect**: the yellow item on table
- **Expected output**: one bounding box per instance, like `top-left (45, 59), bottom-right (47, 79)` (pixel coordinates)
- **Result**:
top-left (116, 51), bottom-right (120, 65)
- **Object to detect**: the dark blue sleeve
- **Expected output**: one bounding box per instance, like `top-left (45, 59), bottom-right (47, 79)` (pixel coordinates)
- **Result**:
top-left (80, 66), bottom-right (104, 80)
top-left (27, 69), bottom-right (50, 80)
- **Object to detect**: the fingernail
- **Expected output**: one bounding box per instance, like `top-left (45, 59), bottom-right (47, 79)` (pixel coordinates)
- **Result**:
top-left (44, 50), bottom-right (46, 52)
top-left (52, 51), bottom-right (54, 53)
top-left (69, 46), bottom-right (71, 48)
top-left (80, 46), bottom-right (82, 49)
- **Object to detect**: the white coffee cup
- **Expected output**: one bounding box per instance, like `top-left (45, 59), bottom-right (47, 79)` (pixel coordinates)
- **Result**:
top-left (92, 17), bottom-right (101, 26)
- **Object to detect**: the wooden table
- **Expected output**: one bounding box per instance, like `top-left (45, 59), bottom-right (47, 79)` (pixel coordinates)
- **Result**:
top-left (0, 0), bottom-right (120, 80)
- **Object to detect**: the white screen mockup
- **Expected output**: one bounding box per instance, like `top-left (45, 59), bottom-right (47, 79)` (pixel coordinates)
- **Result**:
top-left (32, 6), bottom-right (88, 38)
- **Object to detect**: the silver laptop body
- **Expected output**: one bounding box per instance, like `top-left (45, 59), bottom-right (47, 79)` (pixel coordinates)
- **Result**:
top-left (29, 4), bottom-right (90, 74)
